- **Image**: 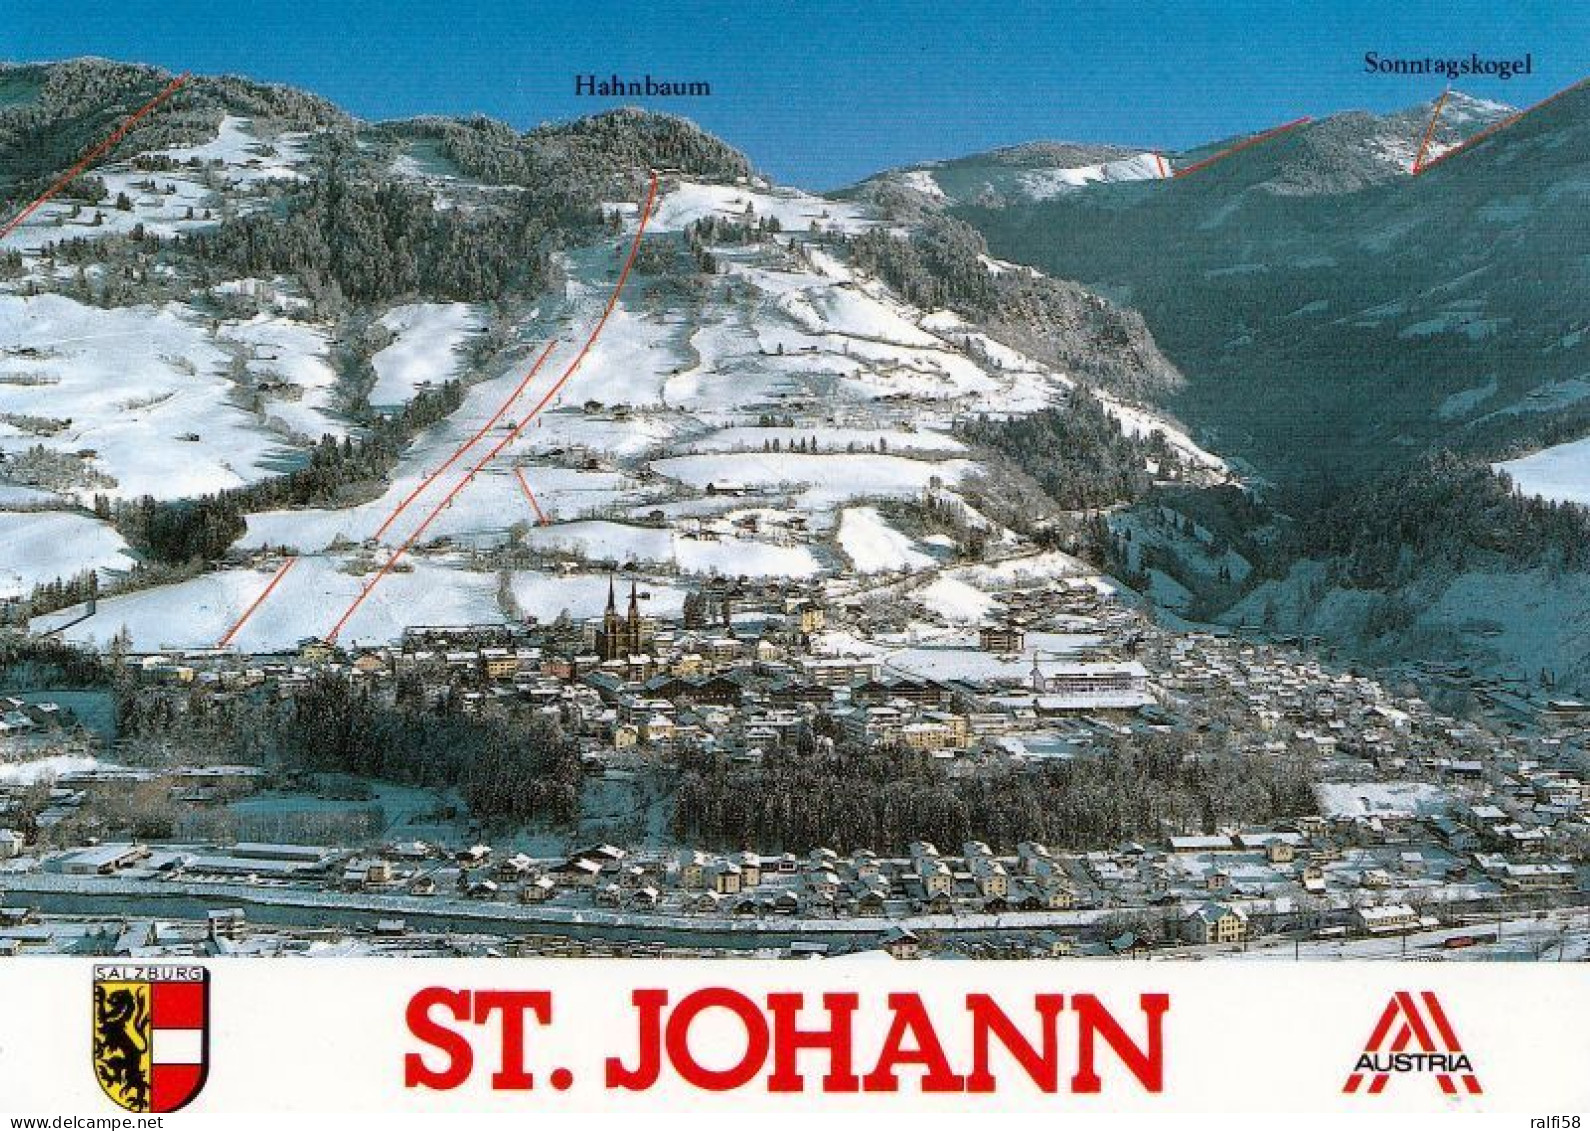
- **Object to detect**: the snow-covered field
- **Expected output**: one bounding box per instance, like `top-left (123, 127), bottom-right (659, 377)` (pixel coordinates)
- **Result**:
top-left (1096, 390), bottom-right (1228, 472)
top-left (36, 556), bottom-right (502, 652)
top-left (1314, 781), bottom-right (1455, 820)
top-left (912, 575), bottom-right (1000, 623)
top-left (0, 116), bottom-right (310, 255)
top-left (219, 314), bottom-right (347, 441)
top-left (370, 303), bottom-right (481, 406)
top-left (649, 181), bottom-right (874, 236)
top-left (0, 510), bottom-right (134, 598)
top-left (836, 507), bottom-right (934, 573)
top-left (508, 571), bottom-right (688, 622)
top-left (1495, 436), bottom-right (1590, 507)
top-left (880, 630), bottom-right (1102, 682)
top-left (681, 425), bottom-right (964, 456)
top-left (161, 115), bottom-right (312, 186)
top-left (952, 549), bottom-right (1098, 588)
top-left (0, 755), bottom-right (110, 786)
top-left (0, 295), bottom-right (290, 499)
top-left (652, 451), bottom-right (972, 509)
top-left (523, 520), bottom-right (824, 578)
top-left (1015, 152), bottom-right (1165, 197)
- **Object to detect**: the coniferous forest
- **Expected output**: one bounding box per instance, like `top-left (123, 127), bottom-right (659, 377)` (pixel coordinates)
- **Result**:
top-left (958, 392), bottom-right (1174, 510)
top-left (115, 671), bottom-right (583, 828)
top-left (672, 726), bottom-right (1316, 853)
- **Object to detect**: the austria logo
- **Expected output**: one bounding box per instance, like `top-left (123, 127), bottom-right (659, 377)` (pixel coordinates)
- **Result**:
top-left (1343, 990), bottom-right (1481, 1097)
top-left (92, 964), bottom-right (211, 1113)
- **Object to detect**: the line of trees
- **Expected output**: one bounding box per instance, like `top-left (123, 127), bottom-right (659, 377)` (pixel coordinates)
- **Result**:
top-left (0, 633), bottom-right (113, 688)
top-left (26, 568), bottom-right (100, 616)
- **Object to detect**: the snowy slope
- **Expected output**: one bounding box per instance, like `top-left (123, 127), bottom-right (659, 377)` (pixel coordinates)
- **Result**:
top-left (1495, 436), bottom-right (1590, 507)
top-left (0, 295), bottom-right (292, 499)
top-left (836, 507), bottom-right (935, 573)
top-left (370, 303), bottom-right (482, 406)
top-left (9, 119), bottom-right (1214, 649)
top-left (0, 511), bottom-right (134, 599)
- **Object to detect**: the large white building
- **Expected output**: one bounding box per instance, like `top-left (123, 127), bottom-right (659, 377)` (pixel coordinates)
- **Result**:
top-left (1030, 660), bottom-right (1152, 710)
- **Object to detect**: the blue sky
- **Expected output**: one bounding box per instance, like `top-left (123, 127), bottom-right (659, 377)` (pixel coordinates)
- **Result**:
top-left (9, 0), bottom-right (1585, 188)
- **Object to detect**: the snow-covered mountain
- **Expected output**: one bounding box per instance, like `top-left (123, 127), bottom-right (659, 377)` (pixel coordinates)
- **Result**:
top-left (1170, 92), bottom-right (1513, 194)
top-left (13, 62), bottom-right (1585, 691)
top-left (846, 93), bottom-right (1515, 211)
top-left (847, 141), bottom-right (1165, 208)
top-left (929, 87), bottom-right (1584, 486)
top-left (0, 60), bottom-right (1210, 650)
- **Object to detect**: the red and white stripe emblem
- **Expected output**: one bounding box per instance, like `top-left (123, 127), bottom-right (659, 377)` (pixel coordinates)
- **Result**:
top-left (149, 978), bottom-right (209, 1113)
top-left (1343, 990), bottom-right (1482, 1096)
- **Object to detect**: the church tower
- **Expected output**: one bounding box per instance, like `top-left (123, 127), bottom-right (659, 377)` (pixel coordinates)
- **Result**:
top-left (599, 575), bottom-right (624, 661)
top-left (626, 580), bottom-right (642, 655)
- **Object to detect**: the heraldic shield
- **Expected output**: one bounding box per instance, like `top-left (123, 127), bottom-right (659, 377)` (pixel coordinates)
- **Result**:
top-left (92, 965), bottom-right (210, 1113)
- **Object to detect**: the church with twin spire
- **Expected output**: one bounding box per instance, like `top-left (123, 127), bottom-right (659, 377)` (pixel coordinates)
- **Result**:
top-left (596, 576), bottom-right (652, 662)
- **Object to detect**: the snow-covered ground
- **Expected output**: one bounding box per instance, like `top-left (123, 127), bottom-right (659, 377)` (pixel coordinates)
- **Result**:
top-left (523, 521), bottom-right (824, 579)
top-left (681, 425), bottom-right (964, 456)
top-left (0, 116), bottom-right (311, 255)
top-left (0, 511), bottom-right (134, 598)
top-left (35, 555), bottom-right (502, 652)
top-left (1015, 152), bottom-right (1165, 197)
top-left (0, 755), bottom-right (110, 786)
top-left (160, 115), bottom-right (312, 186)
top-left (652, 451), bottom-right (972, 509)
top-left (11, 168), bottom-right (1216, 648)
top-left (870, 150), bottom-right (1167, 207)
top-left (879, 630), bottom-right (1101, 682)
top-left (1096, 390), bottom-right (1229, 472)
top-left (1315, 780), bottom-right (1455, 820)
top-left (508, 572), bottom-right (688, 622)
top-left (836, 507), bottom-right (934, 573)
top-left (218, 314), bottom-right (348, 441)
top-left (649, 181), bottom-right (874, 236)
top-left (369, 303), bottom-right (481, 406)
top-left (912, 575), bottom-right (1000, 623)
top-left (0, 295), bottom-right (292, 499)
top-left (1495, 435), bottom-right (1590, 507)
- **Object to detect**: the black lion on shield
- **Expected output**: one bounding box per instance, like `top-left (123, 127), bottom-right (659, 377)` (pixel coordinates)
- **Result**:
top-left (93, 983), bottom-right (151, 1112)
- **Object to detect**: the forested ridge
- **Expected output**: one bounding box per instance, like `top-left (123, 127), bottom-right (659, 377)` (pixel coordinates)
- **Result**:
top-left (388, 108), bottom-right (750, 195)
top-left (845, 212), bottom-right (1181, 398)
top-left (958, 391), bottom-right (1176, 510)
top-left (4, 63), bottom-right (764, 588)
top-left (180, 145), bottom-right (569, 305)
top-left (0, 59), bottom-right (345, 210)
top-left (1299, 451), bottom-right (1590, 586)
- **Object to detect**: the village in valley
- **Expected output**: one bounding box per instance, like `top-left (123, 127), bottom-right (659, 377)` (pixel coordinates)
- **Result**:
top-left (0, 62), bottom-right (1586, 963)
top-left (3, 560), bottom-right (1586, 961)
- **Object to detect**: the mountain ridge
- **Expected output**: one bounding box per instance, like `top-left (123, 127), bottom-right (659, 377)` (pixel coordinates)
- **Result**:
top-left (843, 91), bottom-right (1518, 208)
